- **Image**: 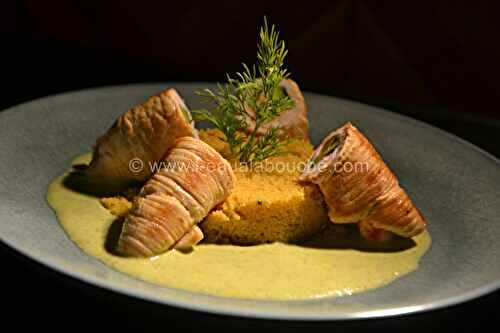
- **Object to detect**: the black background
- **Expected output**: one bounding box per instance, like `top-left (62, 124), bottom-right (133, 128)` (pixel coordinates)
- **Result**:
top-left (2, 1), bottom-right (500, 331)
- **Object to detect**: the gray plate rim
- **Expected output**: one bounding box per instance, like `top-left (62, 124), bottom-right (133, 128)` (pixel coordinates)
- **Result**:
top-left (0, 83), bottom-right (499, 321)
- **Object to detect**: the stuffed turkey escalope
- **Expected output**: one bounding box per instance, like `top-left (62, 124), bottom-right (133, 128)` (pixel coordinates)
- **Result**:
top-left (85, 88), bottom-right (197, 186)
top-left (300, 122), bottom-right (427, 241)
top-left (244, 79), bottom-right (309, 139)
top-left (117, 137), bottom-right (235, 257)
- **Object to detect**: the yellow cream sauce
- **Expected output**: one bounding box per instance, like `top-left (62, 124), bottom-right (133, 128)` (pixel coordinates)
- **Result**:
top-left (47, 154), bottom-right (430, 300)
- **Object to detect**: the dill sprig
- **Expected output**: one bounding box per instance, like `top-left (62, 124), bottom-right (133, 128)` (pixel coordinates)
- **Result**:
top-left (193, 17), bottom-right (294, 163)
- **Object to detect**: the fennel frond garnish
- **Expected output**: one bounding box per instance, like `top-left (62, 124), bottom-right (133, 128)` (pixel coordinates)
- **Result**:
top-left (193, 17), bottom-right (294, 163)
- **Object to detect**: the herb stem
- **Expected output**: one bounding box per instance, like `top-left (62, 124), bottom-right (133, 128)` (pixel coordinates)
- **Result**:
top-left (193, 17), bottom-right (293, 163)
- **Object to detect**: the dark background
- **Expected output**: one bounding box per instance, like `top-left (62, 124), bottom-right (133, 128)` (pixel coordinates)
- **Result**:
top-left (1, 0), bottom-right (500, 331)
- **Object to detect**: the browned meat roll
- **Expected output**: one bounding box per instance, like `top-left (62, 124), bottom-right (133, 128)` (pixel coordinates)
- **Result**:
top-left (117, 137), bottom-right (236, 257)
top-left (85, 88), bottom-right (197, 186)
top-left (245, 79), bottom-right (309, 139)
top-left (300, 123), bottom-right (426, 241)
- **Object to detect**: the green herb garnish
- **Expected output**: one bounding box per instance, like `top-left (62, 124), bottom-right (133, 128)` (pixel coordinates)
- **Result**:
top-left (312, 136), bottom-right (341, 165)
top-left (193, 17), bottom-right (293, 163)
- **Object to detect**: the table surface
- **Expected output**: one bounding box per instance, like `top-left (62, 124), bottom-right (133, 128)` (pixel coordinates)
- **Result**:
top-left (2, 92), bottom-right (500, 331)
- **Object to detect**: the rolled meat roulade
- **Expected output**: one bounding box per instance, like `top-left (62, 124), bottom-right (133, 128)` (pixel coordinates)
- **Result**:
top-left (117, 137), bottom-right (236, 257)
top-left (300, 123), bottom-right (426, 241)
top-left (245, 79), bottom-right (309, 139)
top-left (85, 88), bottom-right (197, 186)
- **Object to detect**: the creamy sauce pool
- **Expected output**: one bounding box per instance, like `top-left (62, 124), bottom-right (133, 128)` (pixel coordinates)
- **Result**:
top-left (47, 154), bottom-right (431, 300)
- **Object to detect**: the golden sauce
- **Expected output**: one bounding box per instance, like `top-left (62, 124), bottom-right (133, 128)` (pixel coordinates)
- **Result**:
top-left (47, 154), bottom-right (431, 300)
